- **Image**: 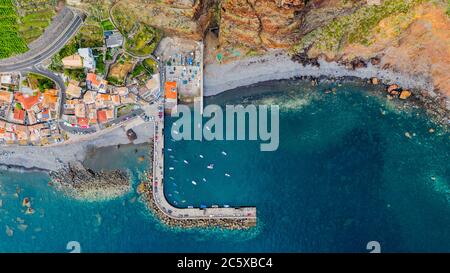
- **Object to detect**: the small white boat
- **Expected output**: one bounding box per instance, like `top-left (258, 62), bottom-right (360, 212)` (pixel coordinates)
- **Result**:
top-left (221, 151), bottom-right (227, 156)
top-left (225, 173), bottom-right (231, 177)
top-left (169, 177), bottom-right (174, 180)
top-left (183, 160), bottom-right (189, 164)
top-left (169, 167), bottom-right (174, 170)
top-left (167, 148), bottom-right (172, 152)
top-left (199, 155), bottom-right (204, 158)
top-left (192, 181), bottom-right (197, 185)
top-left (202, 178), bottom-right (207, 182)
top-left (205, 125), bottom-right (210, 131)
top-left (207, 164), bottom-right (214, 169)
top-left (172, 130), bottom-right (179, 135)
top-left (169, 155), bottom-right (174, 159)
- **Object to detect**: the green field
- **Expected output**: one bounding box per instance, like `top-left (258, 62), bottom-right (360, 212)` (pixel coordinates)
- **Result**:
top-left (143, 58), bottom-right (158, 74)
top-left (77, 24), bottom-right (104, 48)
top-left (101, 19), bottom-right (115, 31)
top-left (27, 73), bottom-right (56, 92)
top-left (125, 24), bottom-right (162, 56)
top-left (0, 0), bottom-right (28, 58)
top-left (293, 0), bottom-right (431, 54)
top-left (111, 5), bottom-right (162, 56)
top-left (16, 0), bottom-right (55, 44)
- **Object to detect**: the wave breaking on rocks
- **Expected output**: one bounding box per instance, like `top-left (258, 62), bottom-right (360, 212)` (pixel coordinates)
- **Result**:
top-left (50, 161), bottom-right (131, 201)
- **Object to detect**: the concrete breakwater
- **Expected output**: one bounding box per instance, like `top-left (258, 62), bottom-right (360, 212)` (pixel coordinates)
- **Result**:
top-left (146, 114), bottom-right (257, 229)
top-left (50, 161), bottom-right (131, 201)
top-left (139, 177), bottom-right (257, 230)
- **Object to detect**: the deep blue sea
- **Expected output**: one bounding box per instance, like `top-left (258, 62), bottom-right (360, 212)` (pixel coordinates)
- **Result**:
top-left (0, 80), bottom-right (448, 252)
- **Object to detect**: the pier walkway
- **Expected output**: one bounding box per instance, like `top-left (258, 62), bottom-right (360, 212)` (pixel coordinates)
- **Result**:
top-left (149, 102), bottom-right (257, 220)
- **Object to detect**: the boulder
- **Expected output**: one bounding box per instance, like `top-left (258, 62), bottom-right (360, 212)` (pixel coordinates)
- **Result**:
top-left (399, 90), bottom-right (412, 100)
top-left (387, 84), bottom-right (400, 93)
top-left (370, 77), bottom-right (379, 85)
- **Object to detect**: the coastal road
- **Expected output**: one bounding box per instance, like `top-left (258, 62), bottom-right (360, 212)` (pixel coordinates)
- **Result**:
top-left (0, 10), bottom-right (84, 73)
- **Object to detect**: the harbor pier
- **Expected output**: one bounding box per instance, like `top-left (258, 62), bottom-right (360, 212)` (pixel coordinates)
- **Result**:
top-left (149, 111), bottom-right (256, 227)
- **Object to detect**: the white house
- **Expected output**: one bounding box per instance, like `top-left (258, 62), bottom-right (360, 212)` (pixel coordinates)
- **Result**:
top-left (78, 48), bottom-right (96, 70)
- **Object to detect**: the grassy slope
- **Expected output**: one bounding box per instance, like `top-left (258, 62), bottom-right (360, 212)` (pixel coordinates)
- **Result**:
top-left (16, 0), bottom-right (55, 44)
top-left (0, 0), bottom-right (28, 58)
top-left (293, 0), bottom-right (438, 55)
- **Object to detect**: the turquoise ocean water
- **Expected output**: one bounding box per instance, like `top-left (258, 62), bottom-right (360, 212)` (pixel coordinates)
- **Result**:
top-left (0, 80), bottom-right (448, 252)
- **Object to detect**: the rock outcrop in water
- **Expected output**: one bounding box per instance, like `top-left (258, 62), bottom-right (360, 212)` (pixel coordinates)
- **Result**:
top-left (50, 161), bottom-right (131, 201)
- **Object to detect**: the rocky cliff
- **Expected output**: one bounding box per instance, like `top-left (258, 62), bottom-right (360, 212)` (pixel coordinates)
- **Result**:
top-left (68, 0), bottom-right (449, 99)
top-left (218, 0), bottom-right (305, 49)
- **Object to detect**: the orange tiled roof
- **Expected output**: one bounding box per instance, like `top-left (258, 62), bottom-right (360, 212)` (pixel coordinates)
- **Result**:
top-left (87, 73), bottom-right (100, 86)
top-left (0, 91), bottom-right (12, 103)
top-left (77, 118), bottom-right (89, 127)
top-left (97, 110), bottom-right (107, 123)
top-left (165, 81), bottom-right (177, 100)
top-left (13, 108), bottom-right (25, 122)
top-left (43, 92), bottom-right (58, 105)
top-left (99, 94), bottom-right (111, 101)
top-left (14, 93), bottom-right (40, 110)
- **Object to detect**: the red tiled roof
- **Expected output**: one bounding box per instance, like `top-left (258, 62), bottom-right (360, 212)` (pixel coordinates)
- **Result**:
top-left (97, 110), bottom-right (107, 123)
top-left (77, 118), bottom-right (89, 127)
top-left (14, 93), bottom-right (39, 110)
top-left (165, 81), bottom-right (177, 100)
top-left (86, 73), bottom-right (100, 86)
top-left (13, 108), bottom-right (25, 122)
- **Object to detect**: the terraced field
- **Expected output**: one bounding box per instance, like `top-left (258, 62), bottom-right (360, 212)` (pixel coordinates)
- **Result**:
top-left (15, 0), bottom-right (56, 44)
top-left (111, 5), bottom-right (162, 56)
top-left (0, 0), bottom-right (28, 58)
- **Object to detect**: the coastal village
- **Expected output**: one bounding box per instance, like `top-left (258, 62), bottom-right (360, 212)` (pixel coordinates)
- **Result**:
top-left (0, 15), bottom-right (161, 145)
top-left (0, 72), bottom-right (62, 145)
top-left (2, 0), bottom-right (445, 235)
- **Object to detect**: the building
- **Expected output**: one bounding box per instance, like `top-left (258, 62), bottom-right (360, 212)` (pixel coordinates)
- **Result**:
top-left (164, 81), bottom-right (177, 113)
top-left (0, 74), bottom-right (12, 85)
top-left (74, 103), bottom-right (86, 118)
top-left (105, 31), bottom-right (124, 48)
top-left (77, 117), bottom-right (89, 128)
top-left (13, 108), bottom-right (26, 124)
top-left (367, 0), bottom-right (381, 5)
top-left (86, 73), bottom-right (108, 93)
top-left (0, 91), bottom-right (13, 104)
top-left (116, 87), bottom-right (129, 96)
top-left (61, 54), bottom-right (83, 69)
top-left (83, 91), bottom-right (96, 104)
top-left (141, 73), bottom-right (160, 100)
top-left (78, 48), bottom-right (96, 70)
top-left (14, 93), bottom-right (40, 111)
top-left (66, 80), bottom-right (82, 98)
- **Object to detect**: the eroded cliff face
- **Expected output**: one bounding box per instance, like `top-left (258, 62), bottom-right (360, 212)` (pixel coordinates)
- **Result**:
top-left (68, 0), bottom-right (449, 98)
top-left (218, 0), bottom-right (305, 49)
top-left (342, 4), bottom-right (450, 97)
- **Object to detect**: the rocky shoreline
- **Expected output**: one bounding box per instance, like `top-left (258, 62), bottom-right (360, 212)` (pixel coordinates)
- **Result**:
top-left (50, 161), bottom-right (131, 201)
top-left (138, 176), bottom-right (257, 230)
top-left (204, 51), bottom-right (449, 128)
top-left (297, 54), bottom-right (449, 127)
